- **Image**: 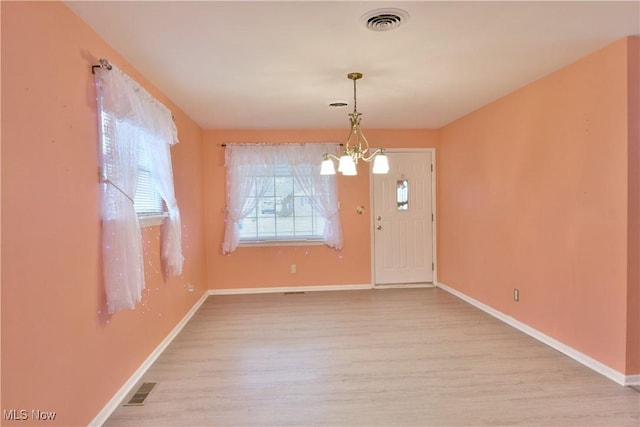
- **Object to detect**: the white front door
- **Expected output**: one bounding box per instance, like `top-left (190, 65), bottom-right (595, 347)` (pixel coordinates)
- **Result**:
top-left (372, 150), bottom-right (434, 285)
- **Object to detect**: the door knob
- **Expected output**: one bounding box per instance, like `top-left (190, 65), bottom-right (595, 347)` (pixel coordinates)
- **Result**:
top-left (377, 216), bottom-right (382, 220)
top-left (376, 225), bottom-right (382, 230)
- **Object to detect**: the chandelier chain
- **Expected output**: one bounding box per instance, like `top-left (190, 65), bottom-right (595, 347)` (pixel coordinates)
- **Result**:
top-left (353, 76), bottom-right (357, 115)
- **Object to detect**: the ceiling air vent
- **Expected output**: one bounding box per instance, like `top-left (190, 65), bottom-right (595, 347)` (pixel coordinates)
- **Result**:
top-left (361, 8), bottom-right (409, 32)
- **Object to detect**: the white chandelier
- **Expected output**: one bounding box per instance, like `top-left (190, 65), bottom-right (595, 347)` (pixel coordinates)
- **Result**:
top-left (321, 72), bottom-right (389, 176)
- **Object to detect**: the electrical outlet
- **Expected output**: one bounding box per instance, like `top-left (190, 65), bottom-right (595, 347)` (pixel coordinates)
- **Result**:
top-left (186, 283), bottom-right (194, 293)
top-left (290, 264), bottom-right (296, 274)
top-left (514, 288), bottom-right (519, 302)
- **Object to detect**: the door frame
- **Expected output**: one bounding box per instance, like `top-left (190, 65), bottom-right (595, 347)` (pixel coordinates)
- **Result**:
top-left (369, 148), bottom-right (437, 287)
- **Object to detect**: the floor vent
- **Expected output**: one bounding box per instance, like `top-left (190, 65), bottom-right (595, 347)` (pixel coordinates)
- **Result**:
top-left (124, 382), bottom-right (157, 406)
top-left (284, 291), bottom-right (305, 295)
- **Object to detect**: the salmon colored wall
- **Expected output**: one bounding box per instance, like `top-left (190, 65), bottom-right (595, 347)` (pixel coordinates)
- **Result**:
top-left (1, 2), bottom-right (206, 426)
top-left (438, 38), bottom-right (635, 374)
top-left (0, 0), bottom-right (4, 413)
top-left (626, 37), bottom-right (640, 374)
top-left (203, 129), bottom-right (437, 290)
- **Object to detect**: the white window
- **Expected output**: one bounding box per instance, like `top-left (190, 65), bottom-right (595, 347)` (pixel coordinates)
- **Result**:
top-left (222, 143), bottom-right (343, 253)
top-left (134, 142), bottom-right (165, 218)
top-left (100, 111), bottom-right (165, 219)
top-left (239, 165), bottom-right (327, 242)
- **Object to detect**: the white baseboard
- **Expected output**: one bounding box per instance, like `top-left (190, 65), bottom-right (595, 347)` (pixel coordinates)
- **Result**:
top-left (209, 283), bottom-right (373, 295)
top-left (436, 282), bottom-right (637, 387)
top-left (625, 375), bottom-right (640, 387)
top-left (374, 283), bottom-right (435, 289)
top-left (89, 291), bottom-right (210, 427)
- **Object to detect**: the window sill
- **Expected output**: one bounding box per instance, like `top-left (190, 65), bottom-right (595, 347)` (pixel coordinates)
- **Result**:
top-left (239, 239), bottom-right (325, 248)
top-left (138, 213), bottom-right (167, 228)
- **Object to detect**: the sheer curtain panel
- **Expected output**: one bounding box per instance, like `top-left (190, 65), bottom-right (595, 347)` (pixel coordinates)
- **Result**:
top-left (95, 63), bottom-right (183, 314)
top-left (222, 145), bottom-right (274, 253)
top-left (146, 133), bottom-right (184, 276)
top-left (286, 144), bottom-right (343, 249)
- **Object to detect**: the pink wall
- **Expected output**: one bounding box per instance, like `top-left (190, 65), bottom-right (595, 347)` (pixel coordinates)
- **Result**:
top-left (1, 2), bottom-right (206, 425)
top-left (438, 38), bottom-right (637, 374)
top-left (203, 129), bottom-right (437, 290)
top-left (626, 37), bottom-right (640, 374)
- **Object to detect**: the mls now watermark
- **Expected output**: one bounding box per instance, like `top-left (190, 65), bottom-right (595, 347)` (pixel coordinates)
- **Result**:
top-left (3, 409), bottom-right (57, 421)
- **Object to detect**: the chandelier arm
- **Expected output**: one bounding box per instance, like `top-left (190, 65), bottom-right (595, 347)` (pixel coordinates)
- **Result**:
top-left (323, 153), bottom-right (341, 162)
top-left (361, 148), bottom-right (384, 163)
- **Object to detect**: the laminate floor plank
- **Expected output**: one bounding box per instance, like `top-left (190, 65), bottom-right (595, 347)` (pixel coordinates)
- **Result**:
top-left (104, 288), bottom-right (640, 427)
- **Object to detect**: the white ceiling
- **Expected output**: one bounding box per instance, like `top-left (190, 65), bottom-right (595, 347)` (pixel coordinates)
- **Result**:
top-left (65, 1), bottom-right (639, 130)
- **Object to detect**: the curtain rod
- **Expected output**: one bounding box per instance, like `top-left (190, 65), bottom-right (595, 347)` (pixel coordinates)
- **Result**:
top-left (220, 143), bottom-right (343, 147)
top-left (91, 58), bottom-right (112, 74)
top-left (92, 58), bottom-right (177, 122)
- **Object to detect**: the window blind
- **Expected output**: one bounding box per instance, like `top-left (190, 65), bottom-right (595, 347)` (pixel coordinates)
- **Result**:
top-left (101, 111), bottom-right (165, 216)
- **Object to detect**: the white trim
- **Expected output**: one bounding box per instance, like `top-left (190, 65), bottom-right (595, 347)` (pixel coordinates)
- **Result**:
top-left (239, 239), bottom-right (325, 247)
top-left (89, 291), bottom-right (210, 427)
top-left (209, 284), bottom-right (372, 295)
top-left (374, 283), bottom-right (435, 289)
top-left (138, 217), bottom-right (164, 228)
top-left (436, 282), bottom-right (636, 387)
top-left (430, 150), bottom-right (438, 285)
top-left (370, 148), bottom-right (437, 285)
top-left (625, 375), bottom-right (640, 387)
top-left (138, 213), bottom-right (167, 228)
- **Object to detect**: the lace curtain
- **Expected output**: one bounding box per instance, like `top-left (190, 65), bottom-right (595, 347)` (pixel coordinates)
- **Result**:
top-left (222, 143), bottom-right (342, 253)
top-left (95, 63), bottom-right (183, 314)
top-left (222, 146), bottom-right (273, 253)
top-left (100, 119), bottom-right (145, 312)
top-left (285, 145), bottom-right (343, 249)
top-left (146, 133), bottom-right (184, 276)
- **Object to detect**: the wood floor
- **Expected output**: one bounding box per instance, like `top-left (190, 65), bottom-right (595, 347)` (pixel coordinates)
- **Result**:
top-left (104, 288), bottom-right (640, 427)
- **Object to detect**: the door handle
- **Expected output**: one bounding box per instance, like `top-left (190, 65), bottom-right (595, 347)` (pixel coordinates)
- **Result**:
top-left (376, 225), bottom-right (382, 230)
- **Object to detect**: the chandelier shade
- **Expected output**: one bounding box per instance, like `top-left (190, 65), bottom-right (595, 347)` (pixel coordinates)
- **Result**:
top-left (372, 153), bottom-right (390, 174)
top-left (320, 72), bottom-right (388, 176)
top-left (320, 155), bottom-right (337, 175)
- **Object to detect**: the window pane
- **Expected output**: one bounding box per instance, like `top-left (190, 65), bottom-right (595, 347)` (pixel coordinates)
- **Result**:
top-left (276, 215), bottom-right (294, 236)
top-left (397, 180), bottom-right (409, 210)
top-left (135, 169), bottom-right (164, 215)
top-left (294, 214), bottom-right (313, 237)
top-left (257, 215), bottom-right (276, 238)
top-left (238, 217), bottom-right (257, 239)
top-left (134, 149), bottom-right (164, 215)
top-left (259, 197), bottom-right (276, 215)
top-left (295, 196), bottom-right (312, 216)
top-left (239, 164), bottom-right (326, 242)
